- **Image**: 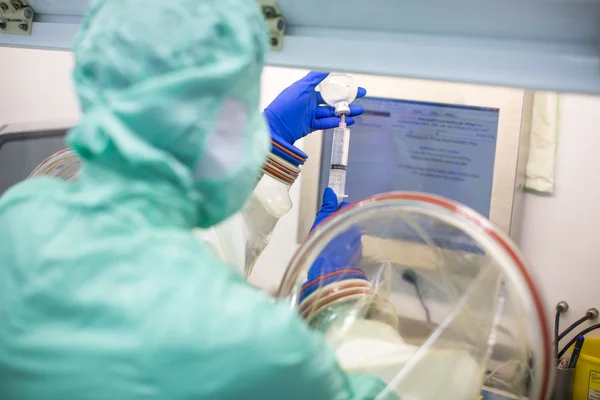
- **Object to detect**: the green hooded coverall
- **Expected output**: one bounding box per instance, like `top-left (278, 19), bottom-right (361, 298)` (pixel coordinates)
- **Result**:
top-left (0, 0), bottom-right (396, 398)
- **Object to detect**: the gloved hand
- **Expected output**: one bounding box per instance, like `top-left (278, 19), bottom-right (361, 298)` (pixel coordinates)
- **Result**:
top-left (311, 187), bottom-right (349, 232)
top-left (264, 71), bottom-right (367, 145)
top-left (308, 187), bottom-right (363, 273)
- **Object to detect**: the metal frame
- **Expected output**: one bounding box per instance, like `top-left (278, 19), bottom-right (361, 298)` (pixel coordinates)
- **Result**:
top-left (0, 0), bottom-right (35, 36)
top-left (1, 0), bottom-right (600, 94)
top-left (0, 119), bottom-right (76, 138)
top-left (0, 120), bottom-right (75, 156)
top-left (297, 74), bottom-right (533, 241)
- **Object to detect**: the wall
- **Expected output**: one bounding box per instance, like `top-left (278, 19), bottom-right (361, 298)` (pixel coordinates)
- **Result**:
top-left (2, 47), bottom-right (600, 337)
top-left (519, 94), bottom-right (600, 336)
top-left (0, 48), bottom-right (79, 123)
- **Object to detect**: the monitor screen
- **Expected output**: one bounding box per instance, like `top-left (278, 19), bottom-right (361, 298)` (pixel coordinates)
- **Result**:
top-left (319, 97), bottom-right (500, 217)
top-left (0, 131), bottom-right (67, 195)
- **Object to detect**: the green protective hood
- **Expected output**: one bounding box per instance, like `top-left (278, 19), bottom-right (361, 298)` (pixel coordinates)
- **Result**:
top-left (0, 2), bottom-right (404, 398)
top-left (67, 0), bottom-right (270, 228)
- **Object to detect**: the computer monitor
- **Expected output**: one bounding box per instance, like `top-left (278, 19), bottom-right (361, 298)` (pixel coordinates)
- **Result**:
top-left (298, 76), bottom-right (532, 241)
top-left (318, 97), bottom-right (500, 217)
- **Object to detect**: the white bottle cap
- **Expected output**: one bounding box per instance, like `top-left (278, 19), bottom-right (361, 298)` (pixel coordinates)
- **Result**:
top-left (334, 101), bottom-right (350, 116)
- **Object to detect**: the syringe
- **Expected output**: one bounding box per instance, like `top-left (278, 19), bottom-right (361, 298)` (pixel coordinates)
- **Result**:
top-left (328, 114), bottom-right (351, 205)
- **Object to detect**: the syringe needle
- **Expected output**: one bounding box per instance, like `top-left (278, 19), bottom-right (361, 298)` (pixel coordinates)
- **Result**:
top-left (340, 114), bottom-right (347, 128)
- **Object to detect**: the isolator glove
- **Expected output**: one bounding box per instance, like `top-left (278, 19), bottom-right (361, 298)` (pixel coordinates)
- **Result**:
top-left (310, 187), bottom-right (363, 280)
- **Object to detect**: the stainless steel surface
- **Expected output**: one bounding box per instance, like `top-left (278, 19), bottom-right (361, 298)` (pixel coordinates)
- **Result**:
top-left (489, 89), bottom-right (532, 237)
top-left (557, 301), bottom-right (570, 313)
top-left (297, 76), bottom-right (533, 241)
top-left (297, 128), bottom-right (323, 240)
top-left (507, 92), bottom-right (533, 243)
top-left (0, 120), bottom-right (75, 135)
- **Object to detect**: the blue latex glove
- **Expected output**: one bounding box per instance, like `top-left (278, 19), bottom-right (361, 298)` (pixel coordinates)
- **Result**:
top-left (311, 187), bottom-right (349, 232)
top-left (308, 187), bottom-right (363, 273)
top-left (264, 71), bottom-right (367, 145)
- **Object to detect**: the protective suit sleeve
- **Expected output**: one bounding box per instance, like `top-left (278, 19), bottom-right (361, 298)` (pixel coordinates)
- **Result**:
top-left (149, 238), bottom-right (397, 400)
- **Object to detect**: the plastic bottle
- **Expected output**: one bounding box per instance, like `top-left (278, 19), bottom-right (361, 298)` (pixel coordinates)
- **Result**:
top-left (318, 73), bottom-right (359, 116)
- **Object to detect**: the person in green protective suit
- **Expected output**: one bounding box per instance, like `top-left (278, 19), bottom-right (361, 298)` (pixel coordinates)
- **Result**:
top-left (0, 0), bottom-right (399, 399)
